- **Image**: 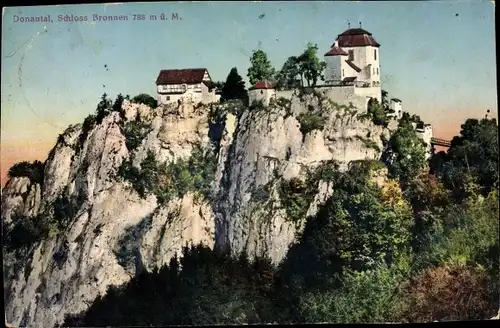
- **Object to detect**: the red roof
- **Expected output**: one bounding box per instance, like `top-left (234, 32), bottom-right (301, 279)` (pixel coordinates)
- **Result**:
top-left (249, 80), bottom-right (274, 90)
top-left (155, 68), bottom-right (210, 85)
top-left (324, 46), bottom-right (348, 56)
top-left (335, 28), bottom-right (380, 48)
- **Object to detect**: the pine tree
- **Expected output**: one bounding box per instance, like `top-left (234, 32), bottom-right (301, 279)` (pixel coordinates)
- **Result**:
top-left (221, 67), bottom-right (248, 102)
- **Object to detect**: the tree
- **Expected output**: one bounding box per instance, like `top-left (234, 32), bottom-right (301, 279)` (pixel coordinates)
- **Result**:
top-left (367, 98), bottom-right (388, 126)
top-left (297, 43), bottom-right (326, 87)
top-left (431, 118), bottom-right (499, 201)
top-left (381, 118), bottom-right (427, 188)
top-left (221, 67), bottom-right (248, 102)
top-left (247, 50), bottom-right (276, 85)
top-left (95, 93), bottom-right (112, 122)
top-left (275, 56), bottom-right (301, 90)
top-left (112, 93), bottom-right (125, 112)
top-left (132, 93), bottom-right (158, 109)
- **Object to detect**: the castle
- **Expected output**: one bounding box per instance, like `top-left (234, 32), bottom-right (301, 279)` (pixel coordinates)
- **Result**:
top-left (155, 26), bottom-right (433, 157)
top-left (248, 26), bottom-right (403, 120)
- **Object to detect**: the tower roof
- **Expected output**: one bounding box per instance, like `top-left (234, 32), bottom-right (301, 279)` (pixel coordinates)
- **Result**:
top-left (324, 46), bottom-right (348, 56)
top-left (249, 80), bottom-right (274, 90)
top-left (335, 28), bottom-right (380, 48)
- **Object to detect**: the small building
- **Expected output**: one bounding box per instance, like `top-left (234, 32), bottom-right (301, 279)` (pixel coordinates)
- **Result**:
top-left (387, 98), bottom-right (403, 120)
top-left (249, 80), bottom-right (276, 106)
top-left (155, 68), bottom-right (220, 105)
top-left (412, 122), bottom-right (434, 159)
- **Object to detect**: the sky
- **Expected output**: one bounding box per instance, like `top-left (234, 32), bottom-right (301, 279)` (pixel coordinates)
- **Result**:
top-left (1, 1), bottom-right (497, 185)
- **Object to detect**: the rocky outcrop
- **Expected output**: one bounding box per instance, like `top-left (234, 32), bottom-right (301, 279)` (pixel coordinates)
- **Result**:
top-left (3, 93), bottom-right (393, 327)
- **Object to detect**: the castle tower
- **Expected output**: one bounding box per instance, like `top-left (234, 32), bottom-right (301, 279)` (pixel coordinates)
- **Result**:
top-left (324, 26), bottom-right (382, 101)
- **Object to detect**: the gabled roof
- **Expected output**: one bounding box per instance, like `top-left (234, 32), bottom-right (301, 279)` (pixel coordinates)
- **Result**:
top-left (345, 60), bottom-right (362, 73)
top-left (249, 80), bottom-right (274, 90)
top-left (156, 68), bottom-right (209, 85)
top-left (324, 46), bottom-right (348, 56)
top-left (335, 28), bottom-right (380, 48)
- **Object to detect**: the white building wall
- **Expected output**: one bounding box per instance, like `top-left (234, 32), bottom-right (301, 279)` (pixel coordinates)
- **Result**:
top-left (364, 46), bottom-right (380, 86)
top-left (157, 82), bottom-right (218, 105)
top-left (249, 89), bottom-right (277, 106)
top-left (343, 46), bottom-right (367, 73)
top-left (340, 59), bottom-right (358, 78)
top-left (276, 90), bottom-right (294, 100)
top-left (354, 86), bottom-right (381, 103)
top-left (324, 56), bottom-right (342, 82)
top-left (321, 86), bottom-right (369, 111)
top-left (388, 100), bottom-right (403, 119)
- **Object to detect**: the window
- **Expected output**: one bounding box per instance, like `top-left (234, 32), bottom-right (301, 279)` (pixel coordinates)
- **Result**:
top-left (348, 50), bottom-right (354, 61)
top-left (376, 68), bottom-right (379, 75)
top-left (342, 69), bottom-right (344, 77)
top-left (166, 96), bottom-right (170, 101)
top-left (373, 68), bottom-right (375, 75)
top-left (260, 90), bottom-right (264, 95)
top-left (374, 49), bottom-right (377, 60)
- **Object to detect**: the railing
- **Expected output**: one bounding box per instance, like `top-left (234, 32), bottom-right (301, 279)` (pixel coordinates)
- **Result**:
top-left (431, 137), bottom-right (451, 147)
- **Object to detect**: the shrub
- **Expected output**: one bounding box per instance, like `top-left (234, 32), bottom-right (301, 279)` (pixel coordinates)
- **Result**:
top-left (119, 145), bottom-right (218, 205)
top-left (297, 263), bottom-right (408, 323)
top-left (367, 98), bottom-right (388, 127)
top-left (123, 121), bottom-right (151, 152)
top-left (132, 93), bottom-right (158, 109)
top-left (77, 114), bottom-right (97, 152)
top-left (7, 160), bottom-right (45, 185)
top-left (297, 112), bottom-right (326, 140)
top-left (279, 176), bottom-right (317, 224)
top-left (355, 135), bottom-right (381, 152)
top-left (398, 265), bottom-right (498, 322)
top-left (4, 214), bottom-right (52, 253)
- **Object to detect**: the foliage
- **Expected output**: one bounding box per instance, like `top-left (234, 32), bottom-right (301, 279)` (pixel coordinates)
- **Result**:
top-left (355, 135), bottom-right (381, 152)
top-left (296, 112), bottom-right (326, 139)
top-left (397, 265), bottom-right (498, 323)
top-left (247, 50), bottom-right (276, 85)
top-left (367, 98), bottom-right (388, 126)
top-left (430, 118), bottom-right (499, 201)
top-left (4, 214), bottom-right (52, 254)
top-left (221, 67), bottom-right (248, 103)
top-left (417, 189), bottom-right (499, 270)
top-left (297, 42), bottom-right (326, 87)
top-left (62, 244), bottom-right (276, 327)
top-left (95, 93), bottom-right (113, 124)
top-left (279, 177), bottom-right (316, 224)
top-left (131, 93), bottom-right (158, 109)
top-left (123, 120), bottom-right (151, 152)
top-left (381, 118), bottom-right (427, 187)
top-left (119, 145), bottom-right (218, 204)
top-left (275, 56), bottom-right (301, 90)
top-left (279, 162), bottom-right (413, 295)
top-left (7, 160), bottom-right (45, 185)
top-left (4, 189), bottom-right (84, 254)
top-left (112, 93), bottom-right (125, 113)
top-left (296, 263), bottom-right (409, 323)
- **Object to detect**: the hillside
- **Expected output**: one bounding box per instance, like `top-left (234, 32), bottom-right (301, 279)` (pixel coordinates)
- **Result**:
top-left (2, 92), bottom-right (499, 326)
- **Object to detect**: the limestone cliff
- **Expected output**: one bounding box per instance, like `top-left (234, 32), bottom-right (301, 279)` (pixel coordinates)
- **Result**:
top-left (2, 92), bottom-right (395, 327)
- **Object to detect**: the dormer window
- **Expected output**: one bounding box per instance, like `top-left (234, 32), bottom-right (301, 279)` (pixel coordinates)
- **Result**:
top-left (374, 49), bottom-right (377, 60)
top-left (348, 50), bottom-right (354, 61)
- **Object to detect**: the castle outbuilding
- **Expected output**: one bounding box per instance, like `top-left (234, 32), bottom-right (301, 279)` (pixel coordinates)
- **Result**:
top-left (248, 80), bottom-right (276, 106)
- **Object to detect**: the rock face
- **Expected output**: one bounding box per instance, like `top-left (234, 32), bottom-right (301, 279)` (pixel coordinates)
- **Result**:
top-left (2, 93), bottom-right (394, 327)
